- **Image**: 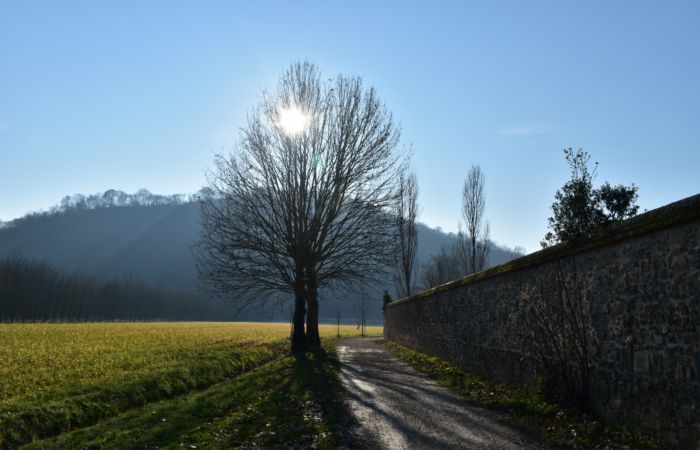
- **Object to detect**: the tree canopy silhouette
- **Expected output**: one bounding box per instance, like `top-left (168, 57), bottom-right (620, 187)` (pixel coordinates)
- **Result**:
top-left (197, 62), bottom-right (404, 352)
top-left (542, 148), bottom-right (639, 247)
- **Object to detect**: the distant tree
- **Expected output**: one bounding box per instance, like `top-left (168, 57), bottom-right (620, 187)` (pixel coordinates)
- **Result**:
top-left (192, 187), bottom-right (214, 202)
top-left (394, 170), bottom-right (419, 298)
top-left (542, 149), bottom-right (639, 247)
top-left (59, 195), bottom-right (73, 212)
top-left (102, 189), bottom-right (120, 207)
top-left (134, 189), bottom-right (153, 206)
top-left (597, 182), bottom-right (640, 221)
top-left (420, 244), bottom-right (463, 289)
top-left (114, 190), bottom-right (129, 206)
top-left (460, 164), bottom-right (490, 274)
top-left (168, 193), bottom-right (187, 205)
top-left (382, 290), bottom-right (392, 314)
top-left (85, 193), bottom-right (103, 209)
top-left (503, 245), bottom-right (527, 260)
top-left (72, 194), bottom-right (87, 210)
top-left (356, 295), bottom-right (369, 337)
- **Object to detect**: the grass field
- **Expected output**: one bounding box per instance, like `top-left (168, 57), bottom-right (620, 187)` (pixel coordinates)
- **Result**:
top-left (0, 322), bottom-right (382, 448)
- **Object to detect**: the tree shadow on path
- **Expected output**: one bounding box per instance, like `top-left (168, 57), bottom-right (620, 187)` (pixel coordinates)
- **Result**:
top-left (337, 338), bottom-right (538, 450)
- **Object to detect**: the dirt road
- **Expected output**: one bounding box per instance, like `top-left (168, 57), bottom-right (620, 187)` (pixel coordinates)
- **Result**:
top-left (337, 338), bottom-right (539, 450)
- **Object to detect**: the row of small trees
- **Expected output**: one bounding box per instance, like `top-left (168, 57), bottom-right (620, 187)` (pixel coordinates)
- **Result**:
top-left (0, 256), bottom-right (227, 322)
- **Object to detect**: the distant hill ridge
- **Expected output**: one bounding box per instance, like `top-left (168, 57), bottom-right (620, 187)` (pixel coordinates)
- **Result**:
top-left (0, 189), bottom-right (523, 322)
top-left (3, 188), bottom-right (209, 224)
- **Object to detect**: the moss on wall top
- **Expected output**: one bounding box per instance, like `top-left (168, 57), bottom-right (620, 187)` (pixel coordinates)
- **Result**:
top-left (389, 193), bottom-right (700, 308)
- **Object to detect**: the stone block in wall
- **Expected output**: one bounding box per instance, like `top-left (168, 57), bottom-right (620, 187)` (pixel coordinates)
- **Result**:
top-left (633, 351), bottom-right (650, 373)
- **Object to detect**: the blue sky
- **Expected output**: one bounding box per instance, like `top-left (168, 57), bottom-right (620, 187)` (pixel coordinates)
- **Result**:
top-left (1, 1), bottom-right (698, 252)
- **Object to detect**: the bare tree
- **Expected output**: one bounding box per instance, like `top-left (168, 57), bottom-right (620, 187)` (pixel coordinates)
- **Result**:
top-left (197, 63), bottom-right (324, 352)
top-left (355, 296), bottom-right (369, 337)
top-left (526, 260), bottom-right (591, 409)
top-left (298, 67), bottom-right (403, 347)
top-left (454, 222), bottom-right (490, 275)
top-left (420, 244), bottom-right (463, 289)
top-left (197, 62), bottom-right (404, 351)
top-left (394, 170), bottom-right (419, 298)
top-left (336, 310), bottom-right (341, 337)
top-left (461, 164), bottom-right (490, 274)
top-left (418, 165), bottom-right (490, 289)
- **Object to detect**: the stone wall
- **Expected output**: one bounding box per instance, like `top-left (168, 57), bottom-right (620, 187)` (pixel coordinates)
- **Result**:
top-left (385, 194), bottom-right (700, 448)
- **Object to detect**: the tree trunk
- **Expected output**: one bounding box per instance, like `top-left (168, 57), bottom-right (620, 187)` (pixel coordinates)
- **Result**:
top-left (291, 285), bottom-right (308, 353)
top-left (471, 236), bottom-right (476, 275)
top-left (305, 276), bottom-right (321, 348)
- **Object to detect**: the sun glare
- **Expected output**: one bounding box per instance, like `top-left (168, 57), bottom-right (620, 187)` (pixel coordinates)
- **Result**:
top-left (277, 105), bottom-right (309, 136)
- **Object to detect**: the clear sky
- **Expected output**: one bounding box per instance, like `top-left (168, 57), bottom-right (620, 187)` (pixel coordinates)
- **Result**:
top-left (1, 1), bottom-right (698, 252)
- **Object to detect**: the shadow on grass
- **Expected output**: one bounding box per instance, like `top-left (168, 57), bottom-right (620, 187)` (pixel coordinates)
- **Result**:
top-left (219, 347), bottom-right (344, 449)
top-left (25, 344), bottom-right (345, 450)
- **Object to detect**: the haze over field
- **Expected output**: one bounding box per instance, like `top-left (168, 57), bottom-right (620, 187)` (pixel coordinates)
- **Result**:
top-left (0, 194), bottom-right (522, 322)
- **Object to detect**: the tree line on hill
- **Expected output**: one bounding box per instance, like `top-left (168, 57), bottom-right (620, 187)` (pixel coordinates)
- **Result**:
top-left (0, 256), bottom-right (232, 322)
top-left (3, 187), bottom-right (211, 227)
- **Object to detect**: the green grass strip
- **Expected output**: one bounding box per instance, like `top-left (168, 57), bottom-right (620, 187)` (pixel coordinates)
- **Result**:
top-left (1, 340), bottom-right (289, 449)
top-left (24, 340), bottom-right (345, 449)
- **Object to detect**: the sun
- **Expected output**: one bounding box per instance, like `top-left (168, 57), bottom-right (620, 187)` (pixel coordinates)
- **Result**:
top-left (277, 105), bottom-right (309, 136)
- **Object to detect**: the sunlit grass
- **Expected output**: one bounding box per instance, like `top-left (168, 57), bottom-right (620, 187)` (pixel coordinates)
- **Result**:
top-left (0, 322), bottom-right (380, 406)
top-left (0, 322), bottom-right (381, 447)
top-left (27, 342), bottom-right (346, 449)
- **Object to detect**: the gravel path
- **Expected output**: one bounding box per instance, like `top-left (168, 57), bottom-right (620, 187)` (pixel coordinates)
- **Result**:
top-left (337, 338), bottom-right (540, 450)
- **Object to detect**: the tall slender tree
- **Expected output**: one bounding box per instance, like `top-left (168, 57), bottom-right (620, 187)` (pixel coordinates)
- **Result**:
top-left (394, 169), bottom-right (419, 298)
top-left (460, 164), bottom-right (490, 274)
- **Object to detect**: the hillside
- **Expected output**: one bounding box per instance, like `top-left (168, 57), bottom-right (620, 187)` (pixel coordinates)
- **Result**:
top-left (0, 200), bottom-right (522, 322)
